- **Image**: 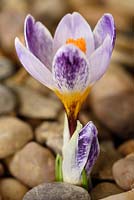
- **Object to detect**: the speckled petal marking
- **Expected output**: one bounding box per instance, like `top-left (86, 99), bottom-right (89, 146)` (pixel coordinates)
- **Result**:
top-left (77, 121), bottom-right (100, 175)
top-left (52, 44), bottom-right (89, 92)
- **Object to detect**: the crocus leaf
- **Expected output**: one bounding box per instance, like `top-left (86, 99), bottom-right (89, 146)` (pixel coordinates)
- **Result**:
top-left (55, 154), bottom-right (63, 182)
top-left (81, 169), bottom-right (88, 190)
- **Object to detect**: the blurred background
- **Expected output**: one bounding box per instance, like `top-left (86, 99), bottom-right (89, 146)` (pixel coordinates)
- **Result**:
top-left (0, 0), bottom-right (133, 140)
top-left (0, 0), bottom-right (133, 199)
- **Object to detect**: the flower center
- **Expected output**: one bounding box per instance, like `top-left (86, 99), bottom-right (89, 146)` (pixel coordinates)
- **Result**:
top-left (66, 38), bottom-right (86, 53)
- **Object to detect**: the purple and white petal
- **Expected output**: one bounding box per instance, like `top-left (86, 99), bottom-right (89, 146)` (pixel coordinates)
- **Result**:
top-left (52, 44), bottom-right (89, 92)
top-left (76, 121), bottom-right (98, 175)
top-left (88, 35), bottom-right (112, 84)
top-left (93, 13), bottom-right (116, 49)
top-left (15, 38), bottom-right (55, 90)
top-left (24, 14), bottom-right (53, 70)
top-left (53, 12), bottom-right (94, 56)
top-left (85, 133), bottom-right (100, 175)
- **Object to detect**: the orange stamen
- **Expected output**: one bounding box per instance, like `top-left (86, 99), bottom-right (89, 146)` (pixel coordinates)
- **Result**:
top-left (66, 38), bottom-right (86, 53)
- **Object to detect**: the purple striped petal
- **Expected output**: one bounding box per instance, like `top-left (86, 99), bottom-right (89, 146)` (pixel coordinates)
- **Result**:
top-left (52, 44), bottom-right (89, 92)
top-left (24, 15), bottom-right (53, 70)
top-left (85, 128), bottom-right (100, 175)
top-left (77, 121), bottom-right (99, 175)
top-left (93, 13), bottom-right (116, 49)
top-left (88, 35), bottom-right (112, 84)
top-left (53, 12), bottom-right (94, 57)
top-left (15, 38), bottom-right (55, 90)
top-left (87, 14), bottom-right (116, 84)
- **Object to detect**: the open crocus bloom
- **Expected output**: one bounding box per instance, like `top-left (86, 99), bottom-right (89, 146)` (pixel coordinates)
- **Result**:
top-left (15, 12), bottom-right (116, 134)
top-left (62, 115), bottom-right (100, 185)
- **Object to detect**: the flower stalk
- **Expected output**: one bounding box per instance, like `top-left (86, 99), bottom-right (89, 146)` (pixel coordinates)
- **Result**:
top-left (68, 114), bottom-right (77, 137)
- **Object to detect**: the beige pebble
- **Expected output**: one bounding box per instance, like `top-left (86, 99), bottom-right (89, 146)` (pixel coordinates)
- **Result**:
top-left (91, 182), bottom-right (123, 200)
top-left (12, 85), bottom-right (61, 119)
top-left (0, 178), bottom-right (28, 200)
top-left (35, 121), bottom-right (63, 154)
top-left (100, 190), bottom-right (134, 200)
top-left (112, 153), bottom-right (134, 190)
top-left (118, 140), bottom-right (134, 156)
top-left (5, 142), bottom-right (55, 188)
top-left (0, 116), bottom-right (33, 158)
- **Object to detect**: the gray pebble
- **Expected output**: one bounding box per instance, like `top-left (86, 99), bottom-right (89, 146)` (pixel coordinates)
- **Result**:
top-left (0, 84), bottom-right (16, 115)
top-left (23, 182), bottom-right (91, 200)
top-left (0, 57), bottom-right (15, 80)
top-left (6, 142), bottom-right (55, 188)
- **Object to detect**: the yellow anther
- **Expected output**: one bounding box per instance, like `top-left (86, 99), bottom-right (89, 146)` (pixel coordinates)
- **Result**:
top-left (66, 38), bottom-right (86, 53)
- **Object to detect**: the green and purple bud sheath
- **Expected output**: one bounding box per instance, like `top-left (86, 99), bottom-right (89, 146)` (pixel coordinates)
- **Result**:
top-left (56, 115), bottom-right (100, 189)
top-left (15, 12), bottom-right (116, 135)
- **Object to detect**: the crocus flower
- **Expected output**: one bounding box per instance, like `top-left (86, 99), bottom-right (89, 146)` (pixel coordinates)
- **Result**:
top-left (61, 115), bottom-right (100, 185)
top-left (15, 12), bottom-right (116, 135)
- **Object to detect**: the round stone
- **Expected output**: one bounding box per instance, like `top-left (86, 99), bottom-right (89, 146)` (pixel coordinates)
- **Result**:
top-left (100, 190), bottom-right (134, 200)
top-left (91, 182), bottom-right (123, 200)
top-left (90, 65), bottom-right (134, 139)
top-left (0, 84), bottom-right (16, 115)
top-left (0, 8), bottom-right (26, 54)
top-left (91, 91), bottom-right (134, 139)
top-left (5, 142), bottom-right (55, 188)
top-left (0, 178), bottom-right (28, 200)
top-left (0, 116), bottom-right (33, 158)
top-left (23, 182), bottom-right (91, 200)
top-left (112, 153), bottom-right (134, 190)
top-left (118, 140), bottom-right (134, 156)
top-left (0, 57), bottom-right (15, 80)
top-left (35, 121), bottom-right (63, 154)
top-left (12, 86), bottom-right (61, 119)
